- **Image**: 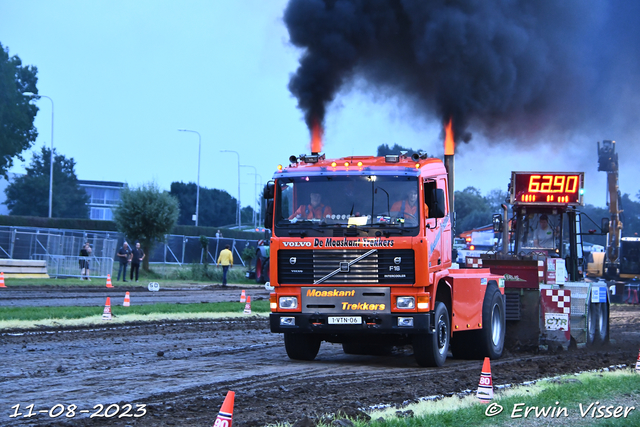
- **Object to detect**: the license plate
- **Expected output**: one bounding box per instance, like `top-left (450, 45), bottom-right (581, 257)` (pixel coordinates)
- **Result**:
top-left (328, 316), bottom-right (362, 325)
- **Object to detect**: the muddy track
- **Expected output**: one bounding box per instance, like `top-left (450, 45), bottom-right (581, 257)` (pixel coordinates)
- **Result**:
top-left (1, 305), bottom-right (638, 427)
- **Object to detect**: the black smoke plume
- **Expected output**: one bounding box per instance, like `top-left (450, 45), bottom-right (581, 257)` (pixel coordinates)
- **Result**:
top-left (284, 0), bottom-right (640, 145)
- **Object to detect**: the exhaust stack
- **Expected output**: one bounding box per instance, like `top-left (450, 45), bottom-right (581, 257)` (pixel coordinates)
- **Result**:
top-left (444, 119), bottom-right (455, 215)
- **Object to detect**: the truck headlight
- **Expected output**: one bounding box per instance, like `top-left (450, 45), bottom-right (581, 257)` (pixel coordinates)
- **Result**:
top-left (396, 296), bottom-right (415, 309)
top-left (279, 296), bottom-right (298, 309)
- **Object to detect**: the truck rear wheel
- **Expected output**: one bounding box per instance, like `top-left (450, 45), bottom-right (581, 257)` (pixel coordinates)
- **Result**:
top-left (478, 284), bottom-right (506, 359)
top-left (284, 333), bottom-right (320, 361)
top-left (450, 285), bottom-right (505, 360)
top-left (413, 302), bottom-right (449, 367)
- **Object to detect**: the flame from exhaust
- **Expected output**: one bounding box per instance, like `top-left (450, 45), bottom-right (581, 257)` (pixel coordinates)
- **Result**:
top-left (310, 120), bottom-right (323, 154)
top-left (444, 118), bottom-right (454, 155)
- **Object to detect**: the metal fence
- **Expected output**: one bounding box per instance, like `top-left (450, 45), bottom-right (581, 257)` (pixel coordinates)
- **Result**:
top-left (148, 236), bottom-right (258, 267)
top-left (0, 225), bottom-right (262, 276)
top-left (0, 226), bottom-right (118, 278)
top-left (33, 255), bottom-right (115, 279)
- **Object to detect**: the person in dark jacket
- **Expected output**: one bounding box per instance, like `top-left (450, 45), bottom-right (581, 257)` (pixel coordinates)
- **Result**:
top-left (116, 242), bottom-right (132, 282)
top-left (130, 242), bottom-right (145, 282)
top-left (79, 242), bottom-right (92, 281)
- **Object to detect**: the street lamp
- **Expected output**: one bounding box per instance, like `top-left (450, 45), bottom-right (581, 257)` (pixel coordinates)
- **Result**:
top-left (178, 129), bottom-right (201, 227)
top-left (22, 92), bottom-right (54, 218)
top-left (221, 150), bottom-right (241, 227)
top-left (240, 165), bottom-right (258, 228)
top-left (248, 172), bottom-right (263, 228)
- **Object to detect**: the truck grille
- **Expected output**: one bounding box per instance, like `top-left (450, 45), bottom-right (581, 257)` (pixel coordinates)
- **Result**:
top-left (278, 249), bottom-right (414, 285)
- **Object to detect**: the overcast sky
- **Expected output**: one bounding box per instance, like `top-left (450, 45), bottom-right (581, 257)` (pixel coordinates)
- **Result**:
top-left (2, 0), bottom-right (638, 214)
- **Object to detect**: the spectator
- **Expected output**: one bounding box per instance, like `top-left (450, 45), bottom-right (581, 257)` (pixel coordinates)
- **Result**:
top-left (217, 244), bottom-right (233, 287)
top-left (130, 241), bottom-right (145, 282)
top-left (216, 229), bottom-right (223, 239)
top-left (116, 242), bottom-right (132, 282)
top-left (79, 242), bottom-right (92, 281)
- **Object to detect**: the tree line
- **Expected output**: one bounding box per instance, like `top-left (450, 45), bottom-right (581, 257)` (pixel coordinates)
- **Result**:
top-left (2, 146), bottom-right (256, 227)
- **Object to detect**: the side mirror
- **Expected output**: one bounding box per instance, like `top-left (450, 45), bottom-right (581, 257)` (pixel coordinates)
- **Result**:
top-left (264, 181), bottom-right (275, 200)
top-left (492, 213), bottom-right (503, 232)
top-left (601, 218), bottom-right (610, 234)
top-left (264, 200), bottom-right (274, 230)
top-left (432, 188), bottom-right (446, 218)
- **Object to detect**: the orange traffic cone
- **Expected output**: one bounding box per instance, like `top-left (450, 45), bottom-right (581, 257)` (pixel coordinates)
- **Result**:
top-left (240, 289), bottom-right (246, 303)
top-left (106, 274), bottom-right (113, 288)
top-left (102, 297), bottom-right (112, 321)
top-left (243, 295), bottom-right (251, 314)
top-left (212, 390), bottom-right (235, 427)
top-left (477, 357), bottom-right (493, 403)
top-left (635, 349), bottom-right (640, 374)
top-left (123, 292), bottom-right (131, 307)
top-left (0, 272), bottom-right (5, 288)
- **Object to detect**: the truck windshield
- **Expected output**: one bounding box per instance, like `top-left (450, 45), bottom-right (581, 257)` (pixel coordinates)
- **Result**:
top-left (275, 175), bottom-right (419, 232)
top-left (515, 212), bottom-right (562, 256)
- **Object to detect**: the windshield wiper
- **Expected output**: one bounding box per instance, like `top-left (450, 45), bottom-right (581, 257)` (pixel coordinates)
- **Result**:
top-left (288, 230), bottom-right (307, 238)
top-left (375, 228), bottom-right (408, 237)
top-left (310, 225), bottom-right (326, 234)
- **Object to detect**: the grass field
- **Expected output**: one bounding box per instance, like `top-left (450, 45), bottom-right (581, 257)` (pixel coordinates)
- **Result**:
top-left (0, 301), bottom-right (270, 321)
top-left (0, 301), bottom-right (270, 330)
top-left (350, 369), bottom-right (640, 427)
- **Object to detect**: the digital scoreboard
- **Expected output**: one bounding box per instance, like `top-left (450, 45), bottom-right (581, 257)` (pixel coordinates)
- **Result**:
top-left (510, 172), bottom-right (584, 206)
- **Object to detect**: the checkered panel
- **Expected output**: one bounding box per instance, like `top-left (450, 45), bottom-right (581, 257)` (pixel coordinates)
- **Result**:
top-left (545, 289), bottom-right (571, 314)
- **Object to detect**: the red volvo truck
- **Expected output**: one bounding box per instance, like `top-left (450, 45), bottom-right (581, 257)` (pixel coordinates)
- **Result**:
top-left (263, 152), bottom-right (505, 367)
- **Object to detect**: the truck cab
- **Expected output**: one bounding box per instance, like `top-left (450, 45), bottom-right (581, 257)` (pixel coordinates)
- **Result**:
top-left (265, 153), bottom-right (505, 367)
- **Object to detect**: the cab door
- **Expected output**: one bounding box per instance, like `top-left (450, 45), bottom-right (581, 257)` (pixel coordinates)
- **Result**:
top-left (424, 178), bottom-right (450, 269)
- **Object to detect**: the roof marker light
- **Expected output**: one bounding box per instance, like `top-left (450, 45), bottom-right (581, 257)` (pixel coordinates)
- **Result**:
top-left (344, 162), bottom-right (350, 167)
top-left (331, 162), bottom-right (337, 167)
top-left (277, 164), bottom-right (283, 171)
top-left (357, 161), bottom-right (363, 167)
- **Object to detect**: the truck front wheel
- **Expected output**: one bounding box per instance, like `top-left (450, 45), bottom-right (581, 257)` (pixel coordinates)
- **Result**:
top-left (413, 302), bottom-right (450, 367)
top-left (284, 333), bottom-right (321, 361)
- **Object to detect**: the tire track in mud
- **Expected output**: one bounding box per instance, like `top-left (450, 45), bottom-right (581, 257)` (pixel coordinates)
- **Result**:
top-left (1, 306), bottom-right (638, 427)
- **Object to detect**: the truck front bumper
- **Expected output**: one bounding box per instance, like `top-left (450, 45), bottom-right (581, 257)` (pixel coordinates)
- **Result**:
top-left (270, 312), bottom-right (433, 334)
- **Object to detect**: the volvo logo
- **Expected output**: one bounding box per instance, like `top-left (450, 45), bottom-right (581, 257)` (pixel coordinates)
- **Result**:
top-left (394, 257), bottom-right (402, 265)
top-left (289, 257), bottom-right (297, 265)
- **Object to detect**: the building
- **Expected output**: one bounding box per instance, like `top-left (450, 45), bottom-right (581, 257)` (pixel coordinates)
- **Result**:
top-left (78, 180), bottom-right (125, 221)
